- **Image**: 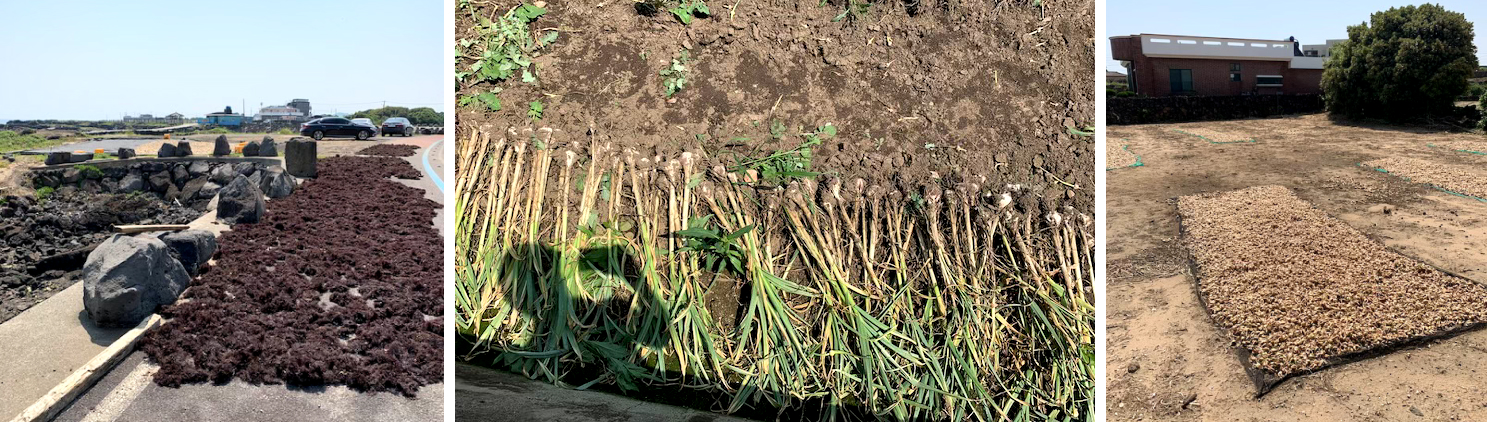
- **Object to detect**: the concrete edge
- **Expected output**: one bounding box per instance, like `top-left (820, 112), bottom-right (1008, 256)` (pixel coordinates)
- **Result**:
top-left (8, 314), bottom-right (160, 422)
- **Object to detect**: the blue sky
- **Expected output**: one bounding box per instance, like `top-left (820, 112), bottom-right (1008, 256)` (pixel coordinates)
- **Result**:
top-left (1107, 1), bottom-right (1487, 72)
top-left (0, 0), bottom-right (442, 121)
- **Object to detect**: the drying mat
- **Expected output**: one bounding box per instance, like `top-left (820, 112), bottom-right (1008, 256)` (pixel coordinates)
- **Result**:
top-left (1175, 185), bottom-right (1487, 396)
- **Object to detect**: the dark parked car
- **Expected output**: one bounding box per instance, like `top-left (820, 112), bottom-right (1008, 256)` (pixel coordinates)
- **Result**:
top-left (380, 117), bottom-right (415, 137)
top-left (299, 117), bottom-right (376, 140)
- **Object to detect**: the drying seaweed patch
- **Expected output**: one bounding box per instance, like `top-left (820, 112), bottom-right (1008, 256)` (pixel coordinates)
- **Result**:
top-left (1362, 157), bottom-right (1487, 201)
top-left (358, 144), bottom-right (420, 157)
top-left (1173, 128), bottom-right (1257, 144)
top-left (1106, 141), bottom-right (1143, 171)
top-left (1177, 185), bottom-right (1487, 395)
top-left (140, 156), bottom-right (442, 396)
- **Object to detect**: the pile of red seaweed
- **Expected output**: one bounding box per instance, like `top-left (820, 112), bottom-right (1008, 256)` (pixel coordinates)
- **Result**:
top-left (140, 156), bottom-right (442, 396)
top-left (357, 144), bottom-right (419, 157)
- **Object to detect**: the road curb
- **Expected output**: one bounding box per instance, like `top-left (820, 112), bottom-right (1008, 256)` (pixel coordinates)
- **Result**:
top-left (9, 314), bottom-right (160, 422)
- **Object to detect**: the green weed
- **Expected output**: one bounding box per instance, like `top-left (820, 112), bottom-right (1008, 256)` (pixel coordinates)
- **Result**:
top-left (35, 186), bottom-right (54, 201)
top-left (456, 3), bottom-right (557, 87)
top-left (660, 50), bottom-right (692, 97)
top-left (732, 123), bottom-right (836, 185)
top-left (528, 101), bottom-right (545, 120)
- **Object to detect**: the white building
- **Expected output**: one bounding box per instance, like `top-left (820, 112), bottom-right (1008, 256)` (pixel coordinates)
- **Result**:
top-left (256, 105), bottom-right (305, 122)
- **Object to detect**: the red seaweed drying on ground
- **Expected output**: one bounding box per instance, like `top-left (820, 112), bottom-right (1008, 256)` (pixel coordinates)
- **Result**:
top-left (140, 156), bottom-right (442, 396)
top-left (357, 144), bottom-right (419, 157)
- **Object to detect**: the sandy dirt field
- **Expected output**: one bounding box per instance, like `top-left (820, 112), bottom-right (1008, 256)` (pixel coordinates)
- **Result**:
top-left (1107, 113), bottom-right (1487, 422)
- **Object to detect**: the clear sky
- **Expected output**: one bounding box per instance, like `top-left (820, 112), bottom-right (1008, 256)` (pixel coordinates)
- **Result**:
top-left (1107, 1), bottom-right (1487, 72)
top-left (0, 0), bottom-right (442, 121)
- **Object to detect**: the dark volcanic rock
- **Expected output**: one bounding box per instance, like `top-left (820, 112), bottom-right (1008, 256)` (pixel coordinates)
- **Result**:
top-left (212, 135), bottom-right (231, 156)
top-left (118, 148), bottom-right (136, 159)
top-left (243, 141), bottom-right (261, 157)
top-left (148, 171), bottom-right (172, 192)
top-left (175, 141), bottom-right (193, 157)
top-left (157, 143), bottom-right (177, 158)
top-left (82, 234), bottom-right (189, 327)
top-left (215, 175), bottom-right (264, 225)
top-left (259, 137), bottom-right (278, 157)
top-left (157, 230), bottom-right (216, 276)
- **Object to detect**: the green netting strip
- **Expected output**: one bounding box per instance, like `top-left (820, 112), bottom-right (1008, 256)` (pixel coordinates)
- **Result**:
top-left (1426, 143), bottom-right (1487, 156)
top-left (1173, 129), bottom-right (1257, 144)
top-left (1359, 162), bottom-right (1487, 203)
top-left (1106, 143), bottom-right (1144, 171)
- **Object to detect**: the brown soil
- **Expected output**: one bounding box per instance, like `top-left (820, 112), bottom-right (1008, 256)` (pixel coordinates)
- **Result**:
top-left (140, 156), bottom-right (441, 396)
top-left (1364, 157), bottom-right (1487, 199)
top-left (456, 0), bottom-right (1095, 217)
top-left (1177, 185), bottom-right (1487, 389)
top-left (1107, 114), bottom-right (1487, 421)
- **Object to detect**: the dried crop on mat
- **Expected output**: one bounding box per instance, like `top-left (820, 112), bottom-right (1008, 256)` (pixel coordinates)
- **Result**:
top-left (358, 144), bottom-right (420, 157)
top-left (1105, 142), bottom-right (1142, 170)
top-left (140, 156), bottom-right (442, 396)
top-left (1430, 140), bottom-right (1487, 155)
top-left (1177, 185), bottom-right (1487, 394)
top-left (1363, 157), bottom-right (1487, 200)
top-left (455, 127), bottom-right (1095, 420)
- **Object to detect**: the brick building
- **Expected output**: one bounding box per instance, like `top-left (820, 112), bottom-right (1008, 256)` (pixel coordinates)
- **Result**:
top-left (1110, 34), bottom-right (1329, 97)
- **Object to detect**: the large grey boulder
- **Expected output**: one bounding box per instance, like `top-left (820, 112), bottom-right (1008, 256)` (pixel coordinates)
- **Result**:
top-left (260, 167), bottom-right (296, 198)
top-left (243, 140), bottom-right (261, 157)
top-left (209, 164), bottom-right (235, 184)
top-left (117, 148), bottom-right (136, 160)
top-left (157, 143), bottom-right (177, 158)
top-left (212, 135), bottom-right (231, 156)
top-left (259, 137), bottom-right (278, 157)
top-left (198, 181), bottom-right (221, 199)
top-left (188, 161), bottom-right (211, 176)
top-left (175, 141), bottom-right (193, 157)
top-left (285, 138), bottom-right (316, 178)
top-left (216, 175), bottom-right (265, 225)
top-left (148, 171), bottom-right (171, 192)
top-left (157, 230), bottom-right (216, 276)
top-left (170, 164), bottom-right (189, 184)
top-left (117, 172), bottom-right (145, 193)
top-left (177, 176), bottom-right (209, 201)
top-left (82, 235), bottom-right (190, 327)
top-left (233, 162), bottom-right (255, 176)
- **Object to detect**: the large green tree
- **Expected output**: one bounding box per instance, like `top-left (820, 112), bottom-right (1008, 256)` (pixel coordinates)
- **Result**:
top-left (1322, 4), bottom-right (1478, 120)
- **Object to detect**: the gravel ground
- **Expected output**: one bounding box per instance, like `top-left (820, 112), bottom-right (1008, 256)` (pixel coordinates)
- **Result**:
top-left (1107, 142), bottom-right (1138, 169)
top-left (1177, 185), bottom-right (1487, 380)
top-left (1175, 127), bottom-right (1255, 143)
top-left (1363, 157), bottom-right (1487, 199)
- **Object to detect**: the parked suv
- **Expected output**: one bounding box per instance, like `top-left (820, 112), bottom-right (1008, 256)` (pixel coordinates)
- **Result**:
top-left (300, 117), bottom-right (376, 140)
top-left (380, 117), bottom-right (415, 137)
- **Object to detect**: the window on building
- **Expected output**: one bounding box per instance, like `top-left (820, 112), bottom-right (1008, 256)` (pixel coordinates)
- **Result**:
top-left (1231, 63), bottom-right (1241, 72)
top-left (1230, 73), bottom-right (1241, 82)
top-left (1256, 75), bottom-right (1284, 86)
top-left (1169, 69), bottom-right (1194, 94)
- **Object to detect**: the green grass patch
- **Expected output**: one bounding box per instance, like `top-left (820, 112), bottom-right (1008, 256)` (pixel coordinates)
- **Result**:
top-left (0, 130), bottom-right (70, 153)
